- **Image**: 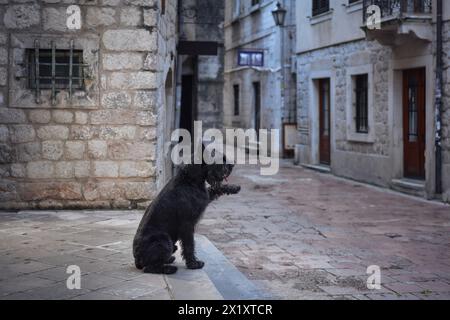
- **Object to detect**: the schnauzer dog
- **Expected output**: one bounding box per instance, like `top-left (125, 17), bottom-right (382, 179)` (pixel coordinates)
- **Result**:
top-left (133, 155), bottom-right (241, 274)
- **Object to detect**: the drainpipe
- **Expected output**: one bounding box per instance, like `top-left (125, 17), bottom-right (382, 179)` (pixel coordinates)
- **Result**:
top-left (435, 0), bottom-right (443, 195)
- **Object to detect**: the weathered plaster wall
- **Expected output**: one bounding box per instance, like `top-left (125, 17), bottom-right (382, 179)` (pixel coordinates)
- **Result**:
top-left (0, 0), bottom-right (178, 210)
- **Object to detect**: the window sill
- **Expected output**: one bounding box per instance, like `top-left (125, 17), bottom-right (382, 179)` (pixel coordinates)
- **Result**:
top-left (344, 1), bottom-right (363, 14)
top-left (347, 132), bottom-right (375, 144)
top-left (230, 16), bottom-right (240, 24)
top-left (309, 9), bottom-right (334, 25)
top-left (249, 4), bottom-right (261, 15)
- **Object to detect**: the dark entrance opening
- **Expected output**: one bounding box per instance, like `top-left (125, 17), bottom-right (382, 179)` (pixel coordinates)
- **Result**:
top-left (319, 78), bottom-right (331, 165)
top-left (180, 75), bottom-right (194, 135)
top-left (253, 82), bottom-right (261, 137)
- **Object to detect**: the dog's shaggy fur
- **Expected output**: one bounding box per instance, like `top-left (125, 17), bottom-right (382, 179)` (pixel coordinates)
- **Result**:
top-left (133, 158), bottom-right (240, 274)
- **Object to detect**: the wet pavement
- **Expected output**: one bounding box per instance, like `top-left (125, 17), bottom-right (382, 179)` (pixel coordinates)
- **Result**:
top-left (199, 162), bottom-right (450, 300)
top-left (1, 162), bottom-right (449, 300)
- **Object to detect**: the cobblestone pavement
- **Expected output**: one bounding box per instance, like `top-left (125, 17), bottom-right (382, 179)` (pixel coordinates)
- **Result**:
top-left (199, 162), bottom-right (450, 300)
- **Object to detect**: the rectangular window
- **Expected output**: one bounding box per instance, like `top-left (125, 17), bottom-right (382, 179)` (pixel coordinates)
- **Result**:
top-left (238, 50), bottom-right (264, 67)
top-left (348, 0), bottom-right (359, 4)
top-left (233, 0), bottom-right (241, 18)
top-left (251, 0), bottom-right (260, 6)
top-left (354, 74), bottom-right (368, 133)
top-left (28, 48), bottom-right (84, 90)
top-left (233, 85), bottom-right (240, 116)
top-left (312, 0), bottom-right (330, 16)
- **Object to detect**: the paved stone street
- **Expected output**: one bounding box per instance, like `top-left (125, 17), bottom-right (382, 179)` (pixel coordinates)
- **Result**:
top-left (200, 162), bottom-right (450, 300)
top-left (0, 210), bottom-right (227, 300)
top-left (0, 162), bottom-right (449, 300)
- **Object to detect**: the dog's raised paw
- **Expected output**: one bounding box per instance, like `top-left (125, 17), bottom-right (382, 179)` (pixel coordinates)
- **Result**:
top-left (186, 260), bottom-right (205, 270)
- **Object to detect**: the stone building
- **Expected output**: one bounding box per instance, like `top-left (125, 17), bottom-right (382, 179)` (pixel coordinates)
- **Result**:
top-left (178, 0), bottom-right (225, 132)
top-left (295, 0), bottom-right (449, 202)
top-left (0, 0), bottom-right (224, 210)
top-left (223, 0), bottom-right (297, 157)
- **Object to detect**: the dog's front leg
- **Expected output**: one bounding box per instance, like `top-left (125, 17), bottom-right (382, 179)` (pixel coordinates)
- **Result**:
top-left (208, 185), bottom-right (241, 202)
top-left (180, 224), bottom-right (204, 270)
top-left (220, 184), bottom-right (241, 195)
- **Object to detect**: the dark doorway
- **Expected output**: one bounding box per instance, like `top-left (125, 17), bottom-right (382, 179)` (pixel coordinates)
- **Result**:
top-left (403, 68), bottom-right (426, 179)
top-left (180, 75), bottom-right (194, 135)
top-left (318, 78), bottom-right (331, 165)
top-left (253, 82), bottom-right (261, 137)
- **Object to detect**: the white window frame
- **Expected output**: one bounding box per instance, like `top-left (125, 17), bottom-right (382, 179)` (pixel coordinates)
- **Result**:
top-left (346, 65), bottom-right (375, 143)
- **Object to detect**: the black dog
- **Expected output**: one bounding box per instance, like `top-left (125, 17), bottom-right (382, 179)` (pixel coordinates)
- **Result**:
top-left (133, 156), bottom-right (240, 274)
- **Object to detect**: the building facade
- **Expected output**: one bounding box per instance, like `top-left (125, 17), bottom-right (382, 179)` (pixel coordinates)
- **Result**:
top-left (295, 0), bottom-right (449, 202)
top-left (0, 0), bottom-right (224, 210)
top-left (223, 0), bottom-right (297, 156)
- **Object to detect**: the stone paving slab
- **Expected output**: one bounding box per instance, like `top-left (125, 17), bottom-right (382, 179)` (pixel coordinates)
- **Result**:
top-left (198, 162), bottom-right (450, 300)
top-left (1, 161), bottom-right (450, 300)
top-left (0, 210), bottom-right (247, 300)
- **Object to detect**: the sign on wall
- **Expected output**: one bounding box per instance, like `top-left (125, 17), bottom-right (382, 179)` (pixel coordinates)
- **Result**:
top-left (238, 50), bottom-right (264, 67)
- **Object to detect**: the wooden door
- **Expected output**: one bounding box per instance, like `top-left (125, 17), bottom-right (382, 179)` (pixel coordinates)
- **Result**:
top-left (403, 68), bottom-right (426, 179)
top-left (319, 78), bottom-right (331, 165)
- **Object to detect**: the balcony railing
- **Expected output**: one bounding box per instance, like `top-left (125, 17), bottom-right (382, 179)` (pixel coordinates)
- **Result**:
top-left (363, 0), bottom-right (432, 22)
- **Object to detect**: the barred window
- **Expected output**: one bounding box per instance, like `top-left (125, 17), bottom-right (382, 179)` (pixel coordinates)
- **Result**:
top-left (354, 74), bottom-right (369, 133)
top-left (28, 49), bottom-right (83, 90)
top-left (25, 40), bottom-right (87, 104)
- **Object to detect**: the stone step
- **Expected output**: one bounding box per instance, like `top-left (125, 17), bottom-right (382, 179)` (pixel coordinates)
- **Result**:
top-left (302, 164), bottom-right (331, 174)
top-left (391, 178), bottom-right (426, 198)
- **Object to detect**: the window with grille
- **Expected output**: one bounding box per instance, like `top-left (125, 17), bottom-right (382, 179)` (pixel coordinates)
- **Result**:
top-left (354, 74), bottom-right (369, 133)
top-left (26, 40), bottom-right (86, 104)
top-left (28, 49), bottom-right (83, 90)
top-left (233, 85), bottom-right (240, 116)
top-left (312, 0), bottom-right (330, 16)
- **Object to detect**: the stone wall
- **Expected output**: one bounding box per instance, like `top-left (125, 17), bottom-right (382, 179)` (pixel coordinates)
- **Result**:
top-left (296, 39), bottom-right (392, 157)
top-left (441, 20), bottom-right (450, 203)
top-left (0, 0), bottom-right (178, 210)
top-left (296, 32), bottom-right (449, 202)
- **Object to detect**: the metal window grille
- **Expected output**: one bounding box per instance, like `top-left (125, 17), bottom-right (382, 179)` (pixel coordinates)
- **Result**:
top-left (26, 40), bottom-right (88, 105)
top-left (355, 74), bottom-right (369, 134)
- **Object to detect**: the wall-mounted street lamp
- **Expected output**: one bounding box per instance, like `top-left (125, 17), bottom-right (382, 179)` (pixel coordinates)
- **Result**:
top-left (272, 2), bottom-right (295, 158)
top-left (272, 2), bottom-right (287, 27)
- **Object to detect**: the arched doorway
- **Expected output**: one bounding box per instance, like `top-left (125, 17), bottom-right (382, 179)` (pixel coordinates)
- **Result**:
top-left (163, 69), bottom-right (175, 184)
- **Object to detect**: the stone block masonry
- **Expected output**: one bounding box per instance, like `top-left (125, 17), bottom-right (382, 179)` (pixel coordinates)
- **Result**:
top-left (0, 0), bottom-right (178, 210)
